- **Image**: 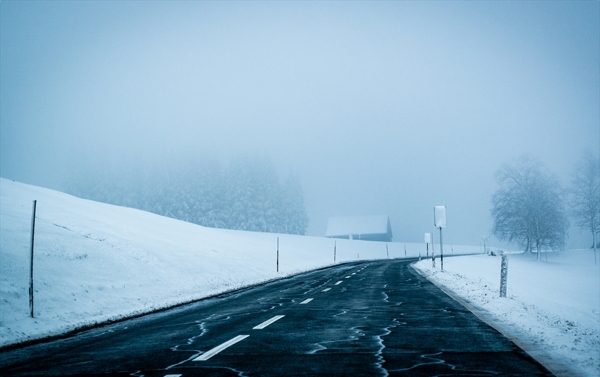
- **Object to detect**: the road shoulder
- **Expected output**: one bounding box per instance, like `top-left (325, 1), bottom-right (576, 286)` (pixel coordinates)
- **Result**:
top-left (410, 263), bottom-right (574, 377)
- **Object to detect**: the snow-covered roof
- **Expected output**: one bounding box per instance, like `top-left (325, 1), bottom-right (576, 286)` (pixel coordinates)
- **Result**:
top-left (326, 215), bottom-right (392, 237)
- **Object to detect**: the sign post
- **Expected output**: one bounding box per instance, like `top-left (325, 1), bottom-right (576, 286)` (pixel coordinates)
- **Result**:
top-left (424, 233), bottom-right (432, 257)
top-left (434, 206), bottom-right (446, 272)
top-left (276, 237), bottom-right (279, 272)
top-left (431, 232), bottom-right (435, 268)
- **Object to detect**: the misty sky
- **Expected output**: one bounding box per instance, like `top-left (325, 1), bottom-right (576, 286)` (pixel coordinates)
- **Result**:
top-left (1, 1), bottom-right (598, 248)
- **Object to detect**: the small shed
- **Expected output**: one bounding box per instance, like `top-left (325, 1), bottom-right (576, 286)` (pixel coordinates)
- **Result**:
top-left (325, 215), bottom-right (393, 242)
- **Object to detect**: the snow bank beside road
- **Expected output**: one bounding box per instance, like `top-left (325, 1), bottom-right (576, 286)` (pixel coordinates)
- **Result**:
top-left (413, 252), bottom-right (600, 377)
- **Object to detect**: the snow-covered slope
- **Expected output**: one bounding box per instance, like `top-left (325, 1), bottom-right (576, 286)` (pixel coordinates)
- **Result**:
top-left (1, 178), bottom-right (438, 347)
top-left (413, 253), bottom-right (600, 376)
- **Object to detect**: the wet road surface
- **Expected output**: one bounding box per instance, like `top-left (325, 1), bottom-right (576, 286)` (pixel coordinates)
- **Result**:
top-left (0, 259), bottom-right (553, 376)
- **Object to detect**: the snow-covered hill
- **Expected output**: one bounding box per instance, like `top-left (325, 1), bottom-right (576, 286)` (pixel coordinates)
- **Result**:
top-left (1, 178), bottom-right (443, 347)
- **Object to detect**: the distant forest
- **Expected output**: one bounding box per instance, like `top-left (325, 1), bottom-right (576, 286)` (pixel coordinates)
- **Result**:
top-left (65, 154), bottom-right (309, 235)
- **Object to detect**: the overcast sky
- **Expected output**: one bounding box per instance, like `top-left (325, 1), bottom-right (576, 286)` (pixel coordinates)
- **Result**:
top-left (1, 1), bottom-right (598, 247)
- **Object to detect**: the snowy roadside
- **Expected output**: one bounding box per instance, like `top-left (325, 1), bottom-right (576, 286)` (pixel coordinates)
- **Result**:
top-left (412, 252), bottom-right (600, 377)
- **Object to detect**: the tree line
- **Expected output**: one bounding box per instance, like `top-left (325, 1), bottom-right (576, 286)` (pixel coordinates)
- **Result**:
top-left (491, 152), bottom-right (599, 262)
top-left (65, 154), bottom-right (309, 235)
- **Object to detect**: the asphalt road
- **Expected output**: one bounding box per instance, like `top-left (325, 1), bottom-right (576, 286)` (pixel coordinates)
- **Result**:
top-left (0, 259), bottom-right (553, 376)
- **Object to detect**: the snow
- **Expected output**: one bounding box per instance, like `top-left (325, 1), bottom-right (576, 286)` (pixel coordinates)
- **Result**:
top-left (413, 252), bottom-right (600, 376)
top-left (1, 178), bottom-right (598, 376)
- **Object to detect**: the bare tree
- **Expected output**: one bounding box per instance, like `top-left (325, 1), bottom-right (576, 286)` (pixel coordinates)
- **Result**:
top-left (491, 155), bottom-right (569, 260)
top-left (570, 151), bottom-right (600, 264)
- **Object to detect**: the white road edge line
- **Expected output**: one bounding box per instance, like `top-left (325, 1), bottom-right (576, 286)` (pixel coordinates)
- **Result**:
top-left (335, 281), bottom-right (343, 285)
top-left (300, 298), bottom-right (313, 304)
top-left (193, 335), bottom-right (249, 361)
top-left (253, 315), bottom-right (285, 330)
top-left (322, 288), bottom-right (331, 292)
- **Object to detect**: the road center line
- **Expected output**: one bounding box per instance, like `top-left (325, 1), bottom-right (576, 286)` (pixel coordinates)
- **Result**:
top-left (193, 335), bottom-right (249, 361)
top-left (322, 288), bottom-right (331, 292)
top-left (345, 276), bottom-right (351, 278)
top-left (335, 281), bottom-right (343, 285)
top-left (299, 298), bottom-right (313, 304)
top-left (253, 315), bottom-right (285, 330)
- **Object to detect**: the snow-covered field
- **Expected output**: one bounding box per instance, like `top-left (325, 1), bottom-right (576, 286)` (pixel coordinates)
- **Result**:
top-left (413, 251), bottom-right (600, 376)
top-left (2, 179), bottom-right (598, 376)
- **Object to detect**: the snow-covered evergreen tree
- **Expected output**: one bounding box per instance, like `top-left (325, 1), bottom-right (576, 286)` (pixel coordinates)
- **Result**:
top-left (281, 170), bottom-right (309, 235)
top-left (65, 152), bottom-right (308, 235)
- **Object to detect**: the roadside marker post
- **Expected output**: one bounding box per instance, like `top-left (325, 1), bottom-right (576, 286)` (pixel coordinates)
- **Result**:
top-left (500, 253), bottom-right (508, 297)
top-left (334, 241), bottom-right (336, 263)
top-left (276, 237), bottom-right (279, 272)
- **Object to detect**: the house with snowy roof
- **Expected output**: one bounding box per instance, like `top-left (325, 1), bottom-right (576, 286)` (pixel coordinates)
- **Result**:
top-left (325, 215), bottom-right (393, 242)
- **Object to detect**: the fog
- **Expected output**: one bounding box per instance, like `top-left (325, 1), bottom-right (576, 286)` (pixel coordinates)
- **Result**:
top-left (1, 1), bottom-right (598, 247)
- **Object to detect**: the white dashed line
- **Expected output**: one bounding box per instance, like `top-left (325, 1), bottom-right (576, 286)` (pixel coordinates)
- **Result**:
top-left (335, 281), bottom-right (343, 285)
top-left (164, 375), bottom-right (182, 377)
top-left (253, 315), bottom-right (285, 330)
top-left (193, 335), bottom-right (249, 361)
top-left (322, 288), bottom-right (331, 292)
top-left (345, 276), bottom-right (351, 278)
top-left (300, 298), bottom-right (313, 304)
